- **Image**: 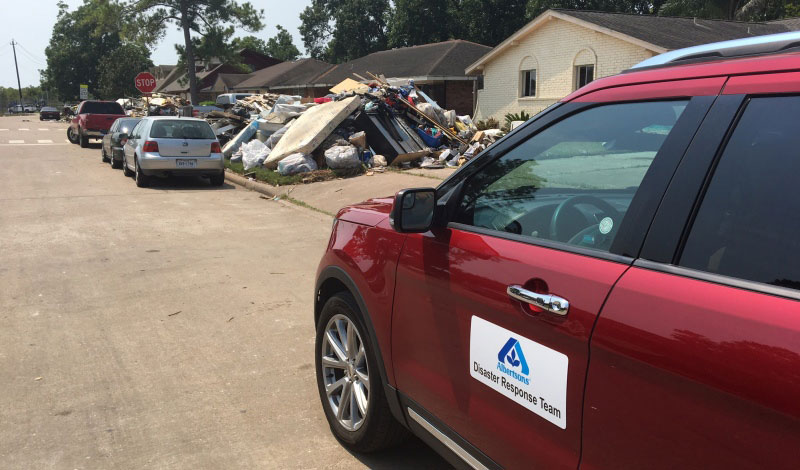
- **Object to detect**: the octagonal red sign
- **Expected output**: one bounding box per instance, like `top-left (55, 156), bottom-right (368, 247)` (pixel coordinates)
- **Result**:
top-left (134, 72), bottom-right (157, 93)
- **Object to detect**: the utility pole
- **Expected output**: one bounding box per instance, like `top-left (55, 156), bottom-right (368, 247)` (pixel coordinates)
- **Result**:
top-left (11, 39), bottom-right (23, 109)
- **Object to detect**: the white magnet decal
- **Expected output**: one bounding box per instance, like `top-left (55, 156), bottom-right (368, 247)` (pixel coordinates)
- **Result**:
top-left (470, 316), bottom-right (568, 429)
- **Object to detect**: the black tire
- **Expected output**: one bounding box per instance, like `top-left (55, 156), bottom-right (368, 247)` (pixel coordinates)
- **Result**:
top-left (101, 148), bottom-right (109, 163)
top-left (209, 172), bottom-right (224, 186)
top-left (67, 127), bottom-right (79, 144)
top-left (79, 130), bottom-right (88, 148)
top-left (122, 154), bottom-right (134, 177)
top-left (315, 292), bottom-right (408, 453)
top-left (111, 154), bottom-right (121, 169)
top-left (134, 158), bottom-right (150, 187)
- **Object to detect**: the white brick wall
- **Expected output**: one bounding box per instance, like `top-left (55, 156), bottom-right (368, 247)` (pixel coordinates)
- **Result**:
top-left (474, 18), bottom-right (655, 121)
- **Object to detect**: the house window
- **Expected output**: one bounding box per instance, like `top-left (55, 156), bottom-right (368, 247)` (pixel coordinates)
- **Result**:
top-left (521, 69), bottom-right (537, 97)
top-left (575, 65), bottom-right (594, 90)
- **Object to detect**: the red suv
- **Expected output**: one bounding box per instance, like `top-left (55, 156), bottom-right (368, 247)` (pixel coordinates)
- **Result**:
top-left (314, 35), bottom-right (800, 470)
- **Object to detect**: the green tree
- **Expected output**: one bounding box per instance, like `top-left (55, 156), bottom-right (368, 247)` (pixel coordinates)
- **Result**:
top-left (449, 0), bottom-right (529, 47)
top-left (299, 0), bottom-right (390, 63)
top-left (42, 0), bottom-right (160, 101)
top-left (234, 35), bottom-right (270, 55)
top-left (388, 0), bottom-right (451, 48)
top-left (43, 1), bottom-right (122, 100)
top-left (132, 0), bottom-right (264, 104)
top-left (174, 25), bottom-right (249, 73)
top-left (659, 0), bottom-right (784, 20)
top-left (97, 43), bottom-right (154, 98)
top-left (266, 25), bottom-right (301, 61)
top-left (525, 1), bottom-right (666, 18)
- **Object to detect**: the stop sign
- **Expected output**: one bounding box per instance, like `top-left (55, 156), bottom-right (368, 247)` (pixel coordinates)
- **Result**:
top-left (134, 72), bottom-right (157, 93)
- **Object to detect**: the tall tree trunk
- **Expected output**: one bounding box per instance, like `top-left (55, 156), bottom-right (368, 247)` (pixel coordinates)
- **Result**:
top-left (180, 1), bottom-right (199, 104)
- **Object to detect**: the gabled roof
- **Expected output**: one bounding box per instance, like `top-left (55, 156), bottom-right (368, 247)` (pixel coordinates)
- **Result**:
top-left (202, 73), bottom-right (253, 93)
top-left (466, 9), bottom-right (795, 74)
top-left (314, 40), bottom-right (491, 85)
top-left (161, 64), bottom-right (244, 94)
top-left (232, 58), bottom-right (334, 90)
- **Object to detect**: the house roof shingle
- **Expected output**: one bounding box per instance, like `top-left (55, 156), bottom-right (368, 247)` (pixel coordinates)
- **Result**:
top-left (557, 9), bottom-right (791, 50)
top-left (313, 40), bottom-right (492, 85)
top-left (467, 9), bottom-right (800, 74)
top-left (233, 58), bottom-right (334, 90)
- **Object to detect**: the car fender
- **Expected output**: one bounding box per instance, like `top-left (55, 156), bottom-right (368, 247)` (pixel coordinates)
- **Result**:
top-left (315, 219), bottom-right (408, 426)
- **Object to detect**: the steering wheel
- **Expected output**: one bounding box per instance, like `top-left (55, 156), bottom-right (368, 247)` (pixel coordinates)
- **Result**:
top-left (549, 195), bottom-right (622, 244)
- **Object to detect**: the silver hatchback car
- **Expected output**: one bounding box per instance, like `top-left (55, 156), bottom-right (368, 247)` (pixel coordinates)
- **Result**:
top-left (122, 116), bottom-right (225, 187)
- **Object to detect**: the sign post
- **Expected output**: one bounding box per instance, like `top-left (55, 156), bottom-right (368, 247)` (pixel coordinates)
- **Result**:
top-left (79, 84), bottom-right (88, 100)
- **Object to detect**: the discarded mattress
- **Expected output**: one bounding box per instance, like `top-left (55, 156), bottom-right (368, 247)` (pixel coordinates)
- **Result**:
top-left (264, 96), bottom-right (361, 169)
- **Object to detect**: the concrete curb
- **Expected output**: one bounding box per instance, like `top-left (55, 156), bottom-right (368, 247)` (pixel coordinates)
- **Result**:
top-left (224, 169), bottom-right (280, 198)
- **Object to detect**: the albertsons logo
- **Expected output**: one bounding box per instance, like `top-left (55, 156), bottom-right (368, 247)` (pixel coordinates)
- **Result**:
top-left (497, 338), bottom-right (530, 385)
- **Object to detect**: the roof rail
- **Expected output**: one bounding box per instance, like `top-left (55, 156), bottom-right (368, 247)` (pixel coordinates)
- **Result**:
top-left (630, 31), bottom-right (800, 70)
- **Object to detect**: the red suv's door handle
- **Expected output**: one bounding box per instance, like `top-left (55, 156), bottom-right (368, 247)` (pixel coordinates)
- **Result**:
top-left (507, 285), bottom-right (569, 316)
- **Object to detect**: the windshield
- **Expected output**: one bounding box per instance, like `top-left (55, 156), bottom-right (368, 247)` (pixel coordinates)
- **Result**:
top-left (80, 102), bottom-right (124, 114)
top-left (149, 120), bottom-right (216, 140)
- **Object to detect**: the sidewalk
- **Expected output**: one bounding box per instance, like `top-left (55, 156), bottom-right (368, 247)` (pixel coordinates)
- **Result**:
top-left (226, 167), bottom-right (457, 216)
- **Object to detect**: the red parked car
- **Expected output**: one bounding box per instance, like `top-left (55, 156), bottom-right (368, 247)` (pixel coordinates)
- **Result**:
top-left (314, 33), bottom-right (800, 470)
top-left (67, 100), bottom-right (126, 148)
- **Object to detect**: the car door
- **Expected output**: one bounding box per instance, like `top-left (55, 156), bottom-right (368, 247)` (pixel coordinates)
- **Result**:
top-left (581, 81), bottom-right (800, 470)
top-left (391, 83), bottom-right (721, 469)
top-left (105, 120), bottom-right (117, 154)
top-left (124, 121), bottom-right (144, 166)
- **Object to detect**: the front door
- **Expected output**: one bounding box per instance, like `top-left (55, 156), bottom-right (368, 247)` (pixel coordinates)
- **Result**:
top-left (391, 97), bottom-right (706, 469)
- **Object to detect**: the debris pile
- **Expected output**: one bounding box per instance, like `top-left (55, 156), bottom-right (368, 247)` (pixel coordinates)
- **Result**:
top-left (202, 72), bottom-right (505, 180)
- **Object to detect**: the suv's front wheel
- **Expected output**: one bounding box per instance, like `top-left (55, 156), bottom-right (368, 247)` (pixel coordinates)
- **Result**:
top-left (315, 292), bottom-right (407, 452)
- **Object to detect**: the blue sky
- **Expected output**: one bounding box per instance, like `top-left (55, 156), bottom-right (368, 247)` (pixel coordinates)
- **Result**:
top-left (0, 0), bottom-right (313, 88)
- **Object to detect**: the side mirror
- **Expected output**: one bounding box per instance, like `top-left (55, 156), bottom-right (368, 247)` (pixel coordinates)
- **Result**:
top-left (115, 132), bottom-right (128, 140)
top-left (390, 188), bottom-right (436, 233)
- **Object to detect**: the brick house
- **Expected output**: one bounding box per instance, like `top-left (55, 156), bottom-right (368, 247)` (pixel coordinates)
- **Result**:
top-left (467, 9), bottom-right (795, 120)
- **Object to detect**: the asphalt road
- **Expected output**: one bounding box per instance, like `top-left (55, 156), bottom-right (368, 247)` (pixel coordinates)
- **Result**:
top-left (0, 115), bottom-right (450, 469)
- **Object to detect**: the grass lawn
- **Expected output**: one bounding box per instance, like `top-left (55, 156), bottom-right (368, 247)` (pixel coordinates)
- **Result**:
top-left (225, 159), bottom-right (305, 186)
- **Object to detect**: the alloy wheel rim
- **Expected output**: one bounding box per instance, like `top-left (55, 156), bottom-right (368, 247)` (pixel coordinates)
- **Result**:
top-left (321, 314), bottom-right (369, 431)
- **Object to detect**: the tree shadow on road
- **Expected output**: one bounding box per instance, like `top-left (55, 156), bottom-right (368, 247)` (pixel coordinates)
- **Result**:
top-left (348, 435), bottom-right (454, 469)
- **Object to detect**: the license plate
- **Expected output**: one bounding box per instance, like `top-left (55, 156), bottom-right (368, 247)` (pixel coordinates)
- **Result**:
top-left (176, 159), bottom-right (197, 168)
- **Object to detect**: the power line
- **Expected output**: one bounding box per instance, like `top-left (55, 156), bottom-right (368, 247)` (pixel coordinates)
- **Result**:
top-left (15, 42), bottom-right (47, 66)
top-left (17, 48), bottom-right (46, 67)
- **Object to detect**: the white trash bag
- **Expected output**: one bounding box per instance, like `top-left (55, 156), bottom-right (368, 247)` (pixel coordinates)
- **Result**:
top-left (278, 153), bottom-right (317, 176)
top-left (241, 139), bottom-right (271, 170)
top-left (324, 145), bottom-right (361, 169)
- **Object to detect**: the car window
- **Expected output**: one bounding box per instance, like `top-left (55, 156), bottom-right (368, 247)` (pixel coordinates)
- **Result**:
top-left (129, 121), bottom-right (143, 140)
top-left (79, 102), bottom-right (124, 114)
top-left (119, 119), bottom-right (140, 133)
top-left (679, 96), bottom-right (800, 291)
top-left (149, 120), bottom-right (215, 139)
top-left (454, 100), bottom-right (688, 252)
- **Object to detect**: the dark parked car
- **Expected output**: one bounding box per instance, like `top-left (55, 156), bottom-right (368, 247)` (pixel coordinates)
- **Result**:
top-left (39, 107), bottom-right (60, 121)
top-left (102, 117), bottom-right (141, 169)
top-left (313, 33), bottom-right (800, 470)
